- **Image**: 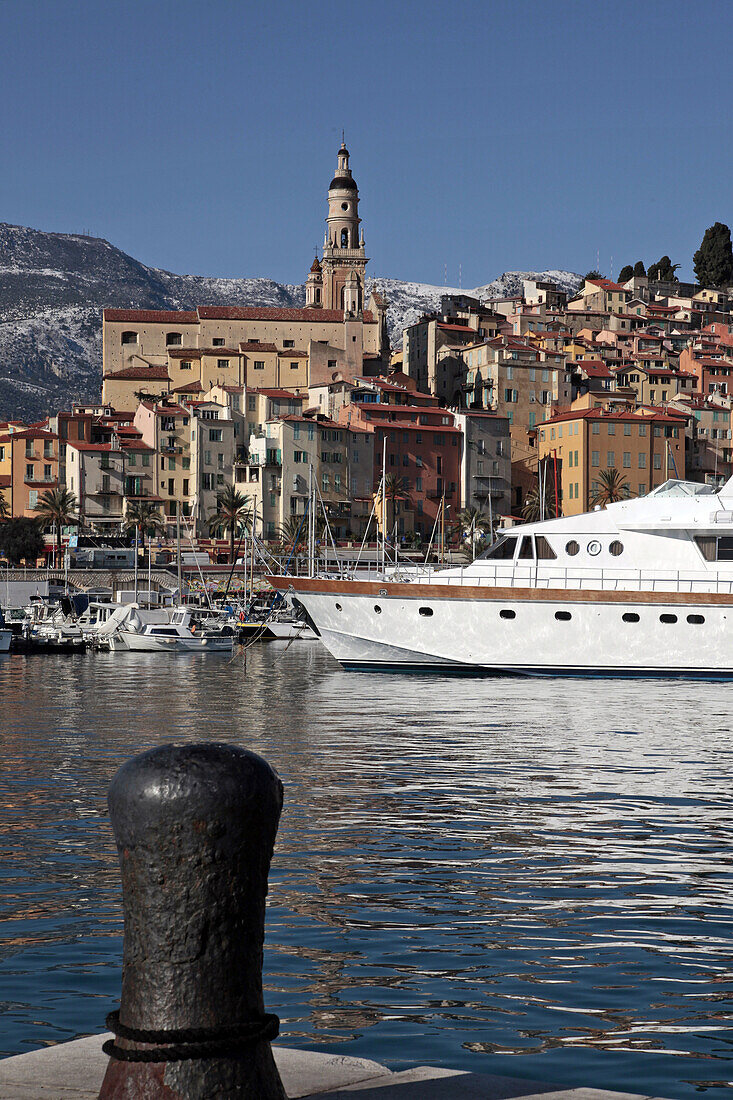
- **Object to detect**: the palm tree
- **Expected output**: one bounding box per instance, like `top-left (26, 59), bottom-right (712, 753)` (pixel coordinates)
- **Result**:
top-left (458, 507), bottom-right (492, 559)
top-left (33, 487), bottom-right (78, 566)
top-left (591, 468), bottom-right (631, 508)
top-left (0, 490), bottom-right (9, 521)
top-left (278, 514), bottom-right (309, 553)
top-left (123, 500), bottom-right (165, 566)
top-left (207, 485), bottom-right (251, 563)
top-left (522, 481), bottom-right (556, 523)
top-left (378, 474), bottom-right (410, 540)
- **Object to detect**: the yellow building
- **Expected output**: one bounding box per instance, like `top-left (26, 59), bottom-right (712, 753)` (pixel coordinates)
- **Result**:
top-left (537, 406), bottom-right (687, 515)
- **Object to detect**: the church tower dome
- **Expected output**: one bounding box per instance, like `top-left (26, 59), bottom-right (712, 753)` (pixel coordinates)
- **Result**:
top-left (320, 141), bottom-right (368, 312)
top-left (305, 252), bottom-right (323, 308)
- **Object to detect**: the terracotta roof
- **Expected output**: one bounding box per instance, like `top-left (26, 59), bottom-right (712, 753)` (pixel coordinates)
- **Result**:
top-left (253, 389), bottom-right (303, 399)
top-left (0, 428), bottom-right (57, 442)
top-left (587, 279), bottom-right (626, 292)
top-left (104, 310), bottom-right (199, 323)
top-left (106, 366), bottom-right (170, 381)
top-left (277, 350), bottom-right (308, 358)
top-left (542, 407), bottom-right (687, 426)
top-left (240, 342), bottom-right (278, 352)
top-left (198, 306), bottom-right (374, 323)
top-left (154, 404), bottom-right (187, 417)
top-left (437, 323), bottom-right (473, 333)
top-left (172, 381), bottom-right (204, 394)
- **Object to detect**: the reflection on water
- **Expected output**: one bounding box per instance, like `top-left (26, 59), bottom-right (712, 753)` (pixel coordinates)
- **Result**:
top-left (0, 646), bottom-right (732, 1098)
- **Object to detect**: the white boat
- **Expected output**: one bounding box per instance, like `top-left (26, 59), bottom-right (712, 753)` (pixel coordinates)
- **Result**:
top-left (271, 478), bottom-right (733, 679)
top-left (118, 608), bottom-right (235, 653)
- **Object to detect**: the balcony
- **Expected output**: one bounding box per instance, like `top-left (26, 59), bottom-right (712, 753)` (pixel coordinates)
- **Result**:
top-left (160, 445), bottom-right (183, 455)
top-left (24, 475), bottom-right (57, 484)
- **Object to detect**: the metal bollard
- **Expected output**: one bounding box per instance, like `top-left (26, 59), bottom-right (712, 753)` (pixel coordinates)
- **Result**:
top-left (98, 742), bottom-right (286, 1099)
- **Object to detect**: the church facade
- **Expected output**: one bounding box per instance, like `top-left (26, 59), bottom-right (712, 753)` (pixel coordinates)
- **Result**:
top-left (102, 144), bottom-right (389, 412)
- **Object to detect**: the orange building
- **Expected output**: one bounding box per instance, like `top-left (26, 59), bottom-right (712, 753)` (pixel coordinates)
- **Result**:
top-left (0, 427), bottom-right (60, 517)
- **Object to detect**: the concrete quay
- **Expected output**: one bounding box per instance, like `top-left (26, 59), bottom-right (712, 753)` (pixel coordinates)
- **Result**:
top-left (0, 1034), bottom-right (672, 1099)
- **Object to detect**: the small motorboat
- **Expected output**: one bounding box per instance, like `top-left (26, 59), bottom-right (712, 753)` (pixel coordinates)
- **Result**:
top-left (118, 607), bottom-right (235, 653)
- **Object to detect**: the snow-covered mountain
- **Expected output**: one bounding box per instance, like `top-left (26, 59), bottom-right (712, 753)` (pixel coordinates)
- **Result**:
top-left (0, 221), bottom-right (581, 420)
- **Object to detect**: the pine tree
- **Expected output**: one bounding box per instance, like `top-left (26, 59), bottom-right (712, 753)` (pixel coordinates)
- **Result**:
top-left (617, 265), bottom-right (634, 282)
top-left (633, 260), bottom-right (646, 277)
top-left (693, 223), bottom-right (733, 287)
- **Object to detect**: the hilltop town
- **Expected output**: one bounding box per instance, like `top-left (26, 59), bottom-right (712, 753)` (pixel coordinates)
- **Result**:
top-left (2, 143), bottom-right (733, 553)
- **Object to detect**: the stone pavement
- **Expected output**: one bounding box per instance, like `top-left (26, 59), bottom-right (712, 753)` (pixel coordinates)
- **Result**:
top-left (0, 1033), bottom-right (673, 1099)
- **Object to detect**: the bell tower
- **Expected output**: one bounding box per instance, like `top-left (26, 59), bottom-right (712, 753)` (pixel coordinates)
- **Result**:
top-left (320, 142), bottom-right (368, 313)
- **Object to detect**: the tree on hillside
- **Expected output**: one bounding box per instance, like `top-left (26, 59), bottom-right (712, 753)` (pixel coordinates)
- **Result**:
top-left (0, 517), bottom-right (45, 565)
top-left (633, 260), bottom-right (647, 277)
top-left (647, 256), bottom-right (680, 282)
top-left (33, 487), bottom-right (78, 566)
top-left (584, 270), bottom-right (603, 281)
top-left (693, 222), bottom-right (733, 288)
top-left (618, 265), bottom-right (634, 282)
top-left (591, 468), bottom-right (631, 507)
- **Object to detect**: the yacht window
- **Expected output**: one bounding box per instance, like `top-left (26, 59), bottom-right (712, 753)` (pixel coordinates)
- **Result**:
top-left (554, 611), bottom-right (571, 621)
top-left (566, 540), bottom-right (580, 556)
top-left (687, 614), bottom-right (705, 624)
top-left (418, 607), bottom-right (434, 617)
top-left (335, 603), bottom-right (342, 611)
top-left (622, 612), bottom-right (640, 623)
top-left (609, 540), bottom-right (624, 557)
top-left (535, 536), bottom-right (557, 560)
top-left (478, 535), bottom-right (516, 560)
top-left (717, 537), bottom-right (733, 561)
top-left (151, 628), bottom-right (178, 636)
top-left (374, 605), bottom-right (382, 614)
top-left (518, 536), bottom-right (534, 560)
top-left (659, 613), bottom-right (678, 624)
top-left (499, 609), bottom-right (516, 619)
top-left (695, 536), bottom-right (733, 561)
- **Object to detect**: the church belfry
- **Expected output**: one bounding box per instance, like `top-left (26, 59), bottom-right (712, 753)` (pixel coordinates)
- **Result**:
top-left (317, 142), bottom-right (368, 314)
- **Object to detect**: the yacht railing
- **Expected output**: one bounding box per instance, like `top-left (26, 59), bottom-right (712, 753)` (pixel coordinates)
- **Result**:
top-left (328, 560), bottom-right (733, 595)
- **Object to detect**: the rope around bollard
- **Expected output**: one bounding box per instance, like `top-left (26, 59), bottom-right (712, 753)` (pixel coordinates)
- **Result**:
top-left (102, 1010), bottom-right (280, 1063)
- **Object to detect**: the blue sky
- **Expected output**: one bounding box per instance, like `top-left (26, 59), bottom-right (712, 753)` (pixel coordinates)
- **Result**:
top-left (1, 0), bottom-right (731, 287)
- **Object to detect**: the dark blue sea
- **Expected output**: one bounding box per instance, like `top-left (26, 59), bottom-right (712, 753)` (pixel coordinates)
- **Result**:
top-left (0, 644), bottom-right (731, 1097)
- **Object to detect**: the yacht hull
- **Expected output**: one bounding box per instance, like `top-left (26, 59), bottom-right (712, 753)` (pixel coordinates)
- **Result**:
top-left (0, 629), bottom-right (11, 653)
top-left (270, 577), bottom-right (733, 679)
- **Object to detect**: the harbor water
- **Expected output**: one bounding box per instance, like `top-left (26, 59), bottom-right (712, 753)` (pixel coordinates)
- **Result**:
top-left (0, 644), bottom-right (731, 1098)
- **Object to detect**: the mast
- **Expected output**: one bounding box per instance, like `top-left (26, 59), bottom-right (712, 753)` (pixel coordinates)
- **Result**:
top-left (133, 523), bottom-right (139, 603)
top-left (176, 507), bottom-right (182, 605)
top-left (381, 435), bottom-right (387, 575)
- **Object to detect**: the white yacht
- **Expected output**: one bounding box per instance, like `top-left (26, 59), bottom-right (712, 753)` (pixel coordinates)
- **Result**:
top-left (271, 478), bottom-right (733, 679)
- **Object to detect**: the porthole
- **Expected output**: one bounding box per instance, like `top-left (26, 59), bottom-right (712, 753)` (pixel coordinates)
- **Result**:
top-left (660, 613), bottom-right (678, 624)
top-left (587, 540), bottom-right (602, 556)
top-left (499, 609), bottom-right (516, 620)
top-left (374, 605), bottom-right (382, 614)
top-left (609, 540), bottom-right (624, 557)
top-left (419, 607), bottom-right (434, 617)
top-left (566, 540), bottom-right (580, 556)
top-left (622, 612), bottom-right (640, 623)
top-left (341, 202), bottom-right (349, 211)
top-left (335, 603), bottom-right (342, 612)
top-left (687, 614), bottom-right (705, 624)
top-left (555, 611), bottom-right (572, 621)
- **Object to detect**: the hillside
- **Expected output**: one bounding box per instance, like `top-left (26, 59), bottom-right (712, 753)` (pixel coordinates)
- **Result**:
top-left (0, 222), bottom-right (581, 420)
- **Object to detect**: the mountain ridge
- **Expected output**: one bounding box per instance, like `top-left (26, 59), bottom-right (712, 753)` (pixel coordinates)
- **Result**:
top-left (0, 221), bottom-right (581, 420)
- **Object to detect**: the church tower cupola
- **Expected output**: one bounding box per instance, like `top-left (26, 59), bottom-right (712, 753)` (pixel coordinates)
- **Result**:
top-left (305, 253), bottom-right (323, 308)
top-left (320, 140), bottom-right (368, 312)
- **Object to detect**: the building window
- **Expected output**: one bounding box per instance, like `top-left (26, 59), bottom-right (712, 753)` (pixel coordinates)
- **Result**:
top-left (623, 452), bottom-right (631, 468)
top-left (180, 361), bottom-right (192, 371)
top-left (209, 429), bottom-right (223, 442)
top-left (166, 332), bottom-right (182, 345)
top-left (25, 463), bottom-right (34, 479)
top-left (290, 362), bottom-right (299, 370)
top-left (254, 361), bottom-right (265, 370)
top-left (217, 359), bottom-right (230, 370)
top-left (213, 338), bottom-right (225, 347)
top-left (591, 451), bottom-right (599, 467)
top-left (653, 454), bottom-right (662, 469)
top-left (607, 451), bottom-right (615, 467)
top-left (121, 331), bottom-right (138, 345)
